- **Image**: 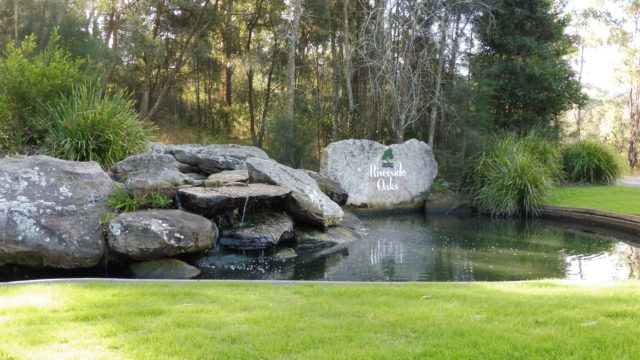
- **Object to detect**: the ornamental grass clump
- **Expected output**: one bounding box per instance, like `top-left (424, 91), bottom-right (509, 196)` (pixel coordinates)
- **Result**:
top-left (472, 134), bottom-right (561, 217)
top-left (562, 140), bottom-right (622, 184)
top-left (42, 85), bottom-right (154, 167)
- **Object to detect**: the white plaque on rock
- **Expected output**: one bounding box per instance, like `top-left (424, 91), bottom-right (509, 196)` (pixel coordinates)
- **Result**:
top-left (320, 139), bottom-right (438, 209)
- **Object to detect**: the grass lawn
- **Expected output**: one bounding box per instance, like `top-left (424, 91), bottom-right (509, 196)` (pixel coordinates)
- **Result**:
top-left (549, 185), bottom-right (640, 215)
top-left (1, 281), bottom-right (640, 359)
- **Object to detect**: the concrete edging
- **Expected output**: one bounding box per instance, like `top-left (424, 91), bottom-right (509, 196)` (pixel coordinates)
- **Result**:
top-left (0, 278), bottom-right (625, 287)
top-left (539, 205), bottom-right (640, 236)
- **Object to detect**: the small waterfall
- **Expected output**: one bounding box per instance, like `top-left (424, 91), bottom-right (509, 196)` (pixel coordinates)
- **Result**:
top-left (240, 196), bottom-right (250, 227)
top-left (175, 193), bottom-right (185, 211)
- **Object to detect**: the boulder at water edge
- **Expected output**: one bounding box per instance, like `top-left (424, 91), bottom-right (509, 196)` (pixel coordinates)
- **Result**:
top-left (247, 158), bottom-right (344, 229)
top-left (219, 212), bottom-right (295, 250)
top-left (0, 156), bottom-right (116, 268)
top-left (107, 209), bottom-right (217, 260)
top-left (320, 139), bottom-right (438, 208)
top-left (130, 258), bottom-right (201, 279)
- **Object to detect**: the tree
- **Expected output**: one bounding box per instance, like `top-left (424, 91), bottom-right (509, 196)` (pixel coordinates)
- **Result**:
top-left (472, 0), bottom-right (584, 137)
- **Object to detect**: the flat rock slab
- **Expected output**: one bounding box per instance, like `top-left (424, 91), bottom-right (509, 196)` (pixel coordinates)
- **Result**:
top-left (197, 144), bottom-right (269, 174)
top-left (205, 170), bottom-right (249, 187)
top-left (177, 184), bottom-right (291, 217)
top-left (220, 212), bottom-right (294, 250)
top-left (247, 158), bottom-right (343, 229)
top-left (320, 139), bottom-right (438, 208)
top-left (0, 156), bottom-right (115, 268)
top-left (108, 209), bottom-right (217, 260)
top-left (130, 258), bottom-right (201, 279)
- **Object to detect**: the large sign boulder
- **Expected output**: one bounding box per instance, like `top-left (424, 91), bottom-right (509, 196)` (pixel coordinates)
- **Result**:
top-left (0, 156), bottom-right (116, 268)
top-left (320, 139), bottom-right (437, 209)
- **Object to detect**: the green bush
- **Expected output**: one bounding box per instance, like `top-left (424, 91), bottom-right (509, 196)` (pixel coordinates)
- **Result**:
top-left (0, 34), bottom-right (95, 149)
top-left (562, 140), bottom-right (622, 184)
top-left (42, 85), bottom-right (154, 167)
top-left (472, 134), bottom-right (561, 217)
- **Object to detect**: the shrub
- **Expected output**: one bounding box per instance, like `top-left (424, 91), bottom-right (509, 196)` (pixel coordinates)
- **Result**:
top-left (42, 85), bottom-right (154, 167)
top-left (562, 140), bottom-right (622, 184)
top-left (0, 33), bottom-right (95, 149)
top-left (472, 134), bottom-right (561, 217)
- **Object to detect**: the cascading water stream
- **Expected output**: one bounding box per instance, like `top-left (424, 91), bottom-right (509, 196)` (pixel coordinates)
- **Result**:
top-left (240, 196), bottom-right (250, 227)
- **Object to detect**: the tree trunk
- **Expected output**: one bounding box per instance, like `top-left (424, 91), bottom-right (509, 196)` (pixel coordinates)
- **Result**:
top-left (576, 43), bottom-right (585, 140)
top-left (285, 0), bottom-right (302, 123)
top-left (330, 31), bottom-right (340, 141)
top-left (427, 11), bottom-right (449, 148)
top-left (343, 0), bottom-right (355, 114)
top-left (14, 0), bottom-right (18, 43)
top-left (246, 17), bottom-right (258, 145)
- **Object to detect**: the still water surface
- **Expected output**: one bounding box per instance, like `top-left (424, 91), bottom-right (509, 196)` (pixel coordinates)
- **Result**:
top-left (200, 213), bottom-right (640, 282)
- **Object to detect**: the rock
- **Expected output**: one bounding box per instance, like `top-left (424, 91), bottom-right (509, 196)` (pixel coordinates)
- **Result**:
top-left (320, 139), bottom-right (438, 209)
top-left (247, 158), bottom-right (343, 228)
top-left (111, 154), bottom-right (191, 199)
top-left (425, 191), bottom-right (474, 215)
top-left (219, 212), bottom-right (294, 250)
top-left (294, 225), bottom-right (361, 251)
top-left (178, 163), bottom-right (196, 174)
top-left (177, 184), bottom-right (291, 218)
top-left (149, 142), bottom-right (204, 166)
top-left (167, 144), bottom-right (204, 166)
top-left (186, 173), bottom-right (208, 181)
top-left (197, 248), bottom-right (297, 267)
top-left (197, 144), bottom-right (269, 174)
top-left (0, 156), bottom-right (115, 268)
top-left (338, 211), bottom-right (366, 232)
top-left (206, 170), bottom-right (249, 184)
top-left (107, 209), bottom-right (217, 260)
top-left (303, 169), bottom-right (349, 206)
top-left (129, 258), bottom-right (201, 279)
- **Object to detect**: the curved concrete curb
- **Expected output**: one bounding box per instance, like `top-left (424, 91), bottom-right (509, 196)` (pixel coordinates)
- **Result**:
top-left (539, 205), bottom-right (640, 236)
top-left (0, 278), bottom-right (622, 287)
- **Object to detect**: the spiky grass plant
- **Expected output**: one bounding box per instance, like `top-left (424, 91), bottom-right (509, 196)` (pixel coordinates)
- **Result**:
top-left (562, 140), bottom-right (623, 184)
top-left (42, 85), bottom-right (154, 167)
top-left (472, 133), bottom-right (561, 217)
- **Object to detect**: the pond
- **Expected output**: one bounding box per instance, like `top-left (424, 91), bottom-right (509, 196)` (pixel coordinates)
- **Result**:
top-left (2, 213), bottom-right (639, 282)
top-left (197, 213), bottom-right (640, 282)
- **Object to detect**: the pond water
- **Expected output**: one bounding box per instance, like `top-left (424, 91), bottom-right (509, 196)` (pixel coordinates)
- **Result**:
top-left (2, 213), bottom-right (639, 282)
top-left (198, 213), bottom-right (640, 282)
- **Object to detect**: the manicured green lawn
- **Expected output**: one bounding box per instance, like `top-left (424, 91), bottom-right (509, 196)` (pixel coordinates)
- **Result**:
top-left (549, 185), bottom-right (640, 215)
top-left (1, 281), bottom-right (640, 359)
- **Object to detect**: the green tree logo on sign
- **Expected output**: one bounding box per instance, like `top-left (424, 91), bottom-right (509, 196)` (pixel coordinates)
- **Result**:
top-left (382, 149), bottom-right (394, 168)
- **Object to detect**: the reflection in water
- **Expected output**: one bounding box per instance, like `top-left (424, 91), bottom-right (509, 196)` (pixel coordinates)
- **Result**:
top-left (194, 213), bottom-right (640, 282)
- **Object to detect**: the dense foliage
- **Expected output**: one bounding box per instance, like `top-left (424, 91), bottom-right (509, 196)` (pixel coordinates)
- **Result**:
top-left (0, 34), bottom-right (94, 151)
top-left (0, 0), bottom-right (582, 171)
top-left (473, 0), bottom-right (584, 136)
top-left (562, 141), bottom-right (622, 184)
top-left (471, 134), bottom-right (562, 216)
top-left (42, 85), bottom-right (153, 167)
